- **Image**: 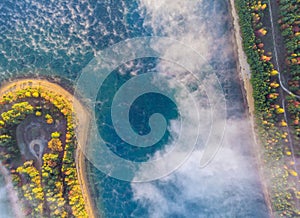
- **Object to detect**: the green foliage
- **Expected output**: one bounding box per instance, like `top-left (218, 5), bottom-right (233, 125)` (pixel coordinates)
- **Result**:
top-left (0, 84), bottom-right (87, 217)
top-left (42, 153), bottom-right (67, 217)
top-left (0, 134), bottom-right (12, 147)
top-left (236, 0), bottom-right (300, 216)
top-left (1, 102), bottom-right (34, 125)
top-left (16, 161), bottom-right (44, 216)
top-left (278, 0), bottom-right (300, 141)
top-left (48, 138), bottom-right (63, 152)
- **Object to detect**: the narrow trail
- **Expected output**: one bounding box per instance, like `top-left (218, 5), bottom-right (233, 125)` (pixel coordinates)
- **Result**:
top-left (267, 0), bottom-right (300, 208)
top-left (267, 0), bottom-right (299, 171)
top-left (267, 0), bottom-right (300, 100)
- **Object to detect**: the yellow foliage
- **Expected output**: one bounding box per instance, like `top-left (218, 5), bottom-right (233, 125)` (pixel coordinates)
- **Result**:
top-left (276, 108), bottom-right (285, 114)
top-left (32, 91), bottom-right (39, 98)
top-left (61, 211), bottom-right (68, 218)
top-left (291, 58), bottom-right (298, 64)
top-left (24, 160), bottom-right (33, 167)
top-left (258, 28), bottom-right (267, 35)
top-left (270, 70), bottom-right (278, 76)
top-left (281, 120), bottom-right (288, 127)
top-left (51, 131), bottom-right (61, 138)
top-left (54, 209), bottom-right (61, 215)
top-left (268, 93), bottom-right (278, 99)
top-left (25, 91), bottom-right (31, 97)
top-left (261, 4), bottom-right (267, 10)
top-left (45, 114), bottom-right (52, 119)
top-left (37, 204), bottom-right (43, 213)
top-left (48, 138), bottom-right (63, 152)
top-left (261, 55), bottom-right (271, 61)
top-left (66, 133), bottom-right (72, 140)
top-left (289, 169), bottom-right (298, 177)
top-left (0, 84), bottom-right (89, 217)
top-left (45, 113), bottom-right (54, 124)
top-left (47, 118), bottom-right (54, 124)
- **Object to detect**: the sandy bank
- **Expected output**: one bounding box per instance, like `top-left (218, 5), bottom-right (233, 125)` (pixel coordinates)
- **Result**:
top-left (0, 78), bottom-right (95, 218)
top-left (228, 0), bottom-right (274, 217)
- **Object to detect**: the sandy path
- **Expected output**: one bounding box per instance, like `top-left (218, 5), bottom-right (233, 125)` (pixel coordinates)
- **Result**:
top-left (0, 78), bottom-right (95, 218)
top-left (228, 0), bottom-right (274, 217)
top-left (75, 150), bottom-right (98, 218)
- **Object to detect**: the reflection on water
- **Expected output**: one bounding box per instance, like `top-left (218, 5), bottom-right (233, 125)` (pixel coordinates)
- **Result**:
top-left (0, 0), bottom-right (148, 80)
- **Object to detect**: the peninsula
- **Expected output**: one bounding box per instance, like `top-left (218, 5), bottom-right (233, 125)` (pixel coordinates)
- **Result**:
top-left (0, 79), bottom-right (94, 218)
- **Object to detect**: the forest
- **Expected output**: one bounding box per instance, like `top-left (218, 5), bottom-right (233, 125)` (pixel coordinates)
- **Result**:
top-left (235, 0), bottom-right (300, 216)
top-left (0, 83), bottom-right (87, 217)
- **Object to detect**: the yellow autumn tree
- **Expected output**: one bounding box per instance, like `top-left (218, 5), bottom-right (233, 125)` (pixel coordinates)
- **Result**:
top-left (48, 138), bottom-right (63, 152)
top-left (270, 70), bottom-right (279, 76)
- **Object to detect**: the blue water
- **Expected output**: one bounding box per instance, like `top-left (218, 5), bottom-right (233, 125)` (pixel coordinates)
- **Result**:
top-left (95, 58), bottom-right (179, 162)
top-left (0, 0), bottom-right (269, 217)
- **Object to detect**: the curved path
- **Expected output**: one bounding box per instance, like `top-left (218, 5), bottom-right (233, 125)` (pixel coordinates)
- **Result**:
top-left (266, 1), bottom-right (300, 209)
top-left (0, 79), bottom-right (94, 218)
top-left (267, 0), bottom-right (300, 100)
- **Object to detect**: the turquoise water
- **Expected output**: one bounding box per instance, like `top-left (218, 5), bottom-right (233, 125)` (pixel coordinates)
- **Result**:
top-left (0, 0), bottom-right (269, 217)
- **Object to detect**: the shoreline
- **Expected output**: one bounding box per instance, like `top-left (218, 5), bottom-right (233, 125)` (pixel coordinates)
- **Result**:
top-left (0, 78), bottom-right (95, 218)
top-left (76, 150), bottom-right (96, 218)
top-left (228, 0), bottom-right (274, 216)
